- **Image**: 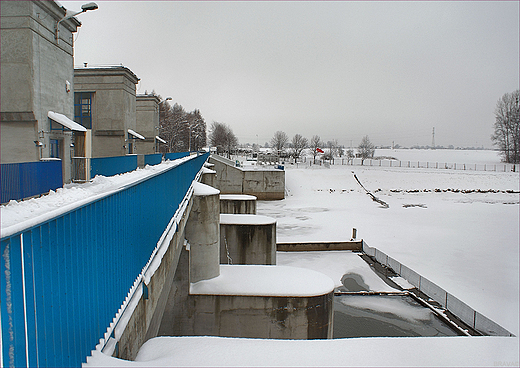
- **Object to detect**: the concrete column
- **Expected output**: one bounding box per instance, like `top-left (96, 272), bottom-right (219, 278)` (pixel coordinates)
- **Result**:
top-left (220, 194), bottom-right (257, 214)
top-left (201, 167), bottom-right (217, 187)
top-left (220, 214), bottom-right (276, 265)
top-left (186, 182), bottom-right (221, 283)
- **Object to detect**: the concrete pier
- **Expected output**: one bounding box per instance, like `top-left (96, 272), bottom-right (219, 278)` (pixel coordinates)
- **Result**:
top-left (201, 166), bottom-right (217, 187)
top-left (220, 194), bottom-right (257, 214)
top-left (220, 214), bottom-right (276, 265)
top-left (186, 182), bottom-right (221, 283)
top-left (187, 265), bottom-right (335, 339)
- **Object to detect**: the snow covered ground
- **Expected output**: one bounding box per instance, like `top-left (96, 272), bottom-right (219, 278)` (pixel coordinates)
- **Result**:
top-left (3, 150), bottom-right (518, 366)
top-left (259, 153), bottom-right (519, 336)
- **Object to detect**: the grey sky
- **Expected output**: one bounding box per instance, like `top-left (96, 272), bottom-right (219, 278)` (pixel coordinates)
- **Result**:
top-left (60, 1), bottom-right (519, 148)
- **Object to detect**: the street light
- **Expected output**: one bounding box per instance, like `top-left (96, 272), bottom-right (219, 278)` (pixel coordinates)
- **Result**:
top-left (55, 2), bottom-right (98, 44)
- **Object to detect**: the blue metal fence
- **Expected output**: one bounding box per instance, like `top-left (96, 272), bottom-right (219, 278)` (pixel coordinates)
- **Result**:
top-left (164, 152), bottom-right (190, 161)
top-left (90, 155), bottom-right (138, 178)
top-left (1, 153), bottom-right (209, 367)
top-left (1, 161), bottom-right (63, 204)
top-left (144, 153), bottom-right (163, 166)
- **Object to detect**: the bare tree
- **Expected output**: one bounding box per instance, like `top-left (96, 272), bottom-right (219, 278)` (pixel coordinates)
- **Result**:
top-left (209, 121), bottom-right (238, 158)
top-left (159, 100), bottom-right (189, 153)
top-left (346, 149), bottom-right (355, 164)
top-left (291, 134), bottom-right (308, 160)
top-left (357, 135), bottom-right (375, 165)
top-left (324, 139), bottom-right (339, 160)
top-left (310, 135), bottom-right (322, 164)
top-left (270, 131), bottom-right (289, 155)
top-left (492, 90), bottom-right (519, 164)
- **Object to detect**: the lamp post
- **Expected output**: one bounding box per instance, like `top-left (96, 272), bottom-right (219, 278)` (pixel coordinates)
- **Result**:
top-left (55, 2), bottom-right (98, 44)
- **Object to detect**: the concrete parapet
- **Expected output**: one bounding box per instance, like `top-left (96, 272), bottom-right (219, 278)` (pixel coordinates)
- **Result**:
top-left (220, 214), bottom-right (276, 265)
top-left (220, 194), bottom-right (257, 214)
top-left (186, 182), bottom-right (221, 283)
top-left (186, 265), bottom-right (335, 339)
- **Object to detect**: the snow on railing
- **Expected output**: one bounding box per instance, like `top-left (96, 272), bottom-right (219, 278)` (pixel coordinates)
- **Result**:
top-left (361, 241), bottom-right (514, 337)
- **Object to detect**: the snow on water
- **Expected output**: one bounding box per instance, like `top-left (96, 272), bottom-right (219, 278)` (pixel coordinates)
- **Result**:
top-left (277, 251), bottom-right (397, 292)
top-left (257, 160), bottom-right (519, 336)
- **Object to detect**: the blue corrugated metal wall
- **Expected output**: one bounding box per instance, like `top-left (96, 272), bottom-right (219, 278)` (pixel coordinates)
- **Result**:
top-left (90, 155), bottom-right (138, 178)
top-left (1, 153), bottom-right (209, 367)
top-left (1, 161), bottom-right (63, 204)
top-left (144, 153), bottom-right (163, 166)
top-left (164, 152), bottom-right (190, 161)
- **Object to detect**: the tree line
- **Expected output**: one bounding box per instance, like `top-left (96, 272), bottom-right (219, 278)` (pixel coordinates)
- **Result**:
top-left (158, 89), bottom-right (519, 165)
top-left (268, 131), bottom-right (375, 164)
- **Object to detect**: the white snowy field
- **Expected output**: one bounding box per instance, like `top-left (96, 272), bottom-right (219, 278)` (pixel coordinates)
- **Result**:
top-left (256, 158), bottom-right (519, 336)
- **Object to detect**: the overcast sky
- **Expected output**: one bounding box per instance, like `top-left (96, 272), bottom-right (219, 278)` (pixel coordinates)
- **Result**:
top-left (60, 1), bottom-right (519, 148)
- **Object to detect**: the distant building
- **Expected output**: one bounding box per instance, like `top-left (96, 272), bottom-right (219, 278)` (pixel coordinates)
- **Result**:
top-left (74, 66), bottom-right (141, 158)
top-left (1, 0), bottom-right (83, 182)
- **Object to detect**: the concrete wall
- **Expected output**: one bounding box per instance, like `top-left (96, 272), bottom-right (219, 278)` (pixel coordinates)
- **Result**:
top-left (178, 293), bottom-right (334, 339)
top-left (136, 95), bottom-right (160, 155)
top-left (277, 241), bottom-right (363, 252)
top-left (1, 0), bottom-right (80, 182)
top-left (74, 67), bottom-right (139, 158)
top-left (209, 155), bottom-right (285, 200)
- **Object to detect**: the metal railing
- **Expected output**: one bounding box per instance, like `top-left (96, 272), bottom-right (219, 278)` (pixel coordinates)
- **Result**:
top-left (296, 157), bottom-right (519, 173)
top-left (1, 152), bottom-right (209, 367)
top-left (362, 242), bottom-right (514, 337)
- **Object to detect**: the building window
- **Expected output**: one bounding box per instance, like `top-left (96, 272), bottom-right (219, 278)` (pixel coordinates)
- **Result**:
top-left (50, 139), bottom-right (60, 158)
top-left (74, 92), bottom-right (93, 129)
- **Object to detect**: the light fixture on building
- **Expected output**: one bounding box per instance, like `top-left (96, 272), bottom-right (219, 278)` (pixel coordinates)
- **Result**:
top-left (55, 2), bottom-right (98, 44)
top-left (34, 141), bottom-right (44, 147)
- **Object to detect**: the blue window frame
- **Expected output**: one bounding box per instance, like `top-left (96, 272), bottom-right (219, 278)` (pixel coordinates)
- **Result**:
top-left (74, 92), bottom-right (93, 129)
top-left (50, 139), bottom-right (60, 158)
top-left (50, 118), bottom-right (69, 131)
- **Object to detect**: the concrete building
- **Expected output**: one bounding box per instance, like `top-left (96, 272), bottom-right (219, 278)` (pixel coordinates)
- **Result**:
top-left (73, 66), bottom-right (142, 158)
top-left (136, 94), bottom-right (161, 154)
top-left (0, 0), bottom-right (85, 182)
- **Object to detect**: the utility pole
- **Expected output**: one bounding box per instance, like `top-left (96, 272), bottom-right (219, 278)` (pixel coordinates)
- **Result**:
top-left (432, 127), bottom-right (435, 149)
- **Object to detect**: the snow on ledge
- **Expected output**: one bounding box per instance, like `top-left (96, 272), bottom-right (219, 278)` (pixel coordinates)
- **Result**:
top-left (201, 167), bottom-right (216, 174)
top-left (192, 181), bottom-right (220, 196)
top-left (190, 265), bottom-right (335, 297)
top-left (220, 213), bottom-right (276, 225)
top-left (220, 194), bottom-right (257, 201)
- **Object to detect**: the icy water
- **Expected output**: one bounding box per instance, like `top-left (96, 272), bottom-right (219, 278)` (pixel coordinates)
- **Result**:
top-left (333, 294), bottom-right (461, 338)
